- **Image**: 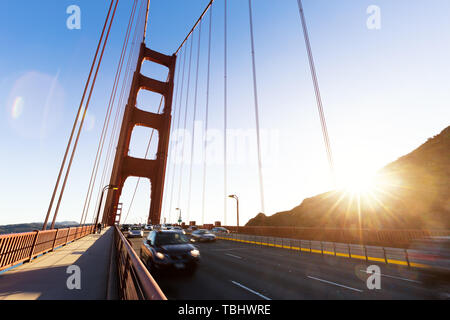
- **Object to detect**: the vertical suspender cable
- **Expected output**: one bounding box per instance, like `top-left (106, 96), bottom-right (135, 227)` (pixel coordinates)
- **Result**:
top-left (42, 0), bottom-right (115, 230)
top-left (201, 6), bottom-right (213, 225)
top-left (50, 0), bottom-right (119, 229)
top-left (186, 21), bottom-right (203, 223)
top-left (80, 0), bottom-right (138, 226)
top-left (160, 79), bottom-right (180, 223)
top-left (223, 0), bottom-right (228, 226)
top-left (159, 64), bottom-right (182, 223)
top-left (248, 0), bottom-right (266, 214)
top-left (95, 2), bottom-right (145, 225)
top-left (296, 0), bottom-right (335, 185)
top-left (167, 46), bottom-right (188, 223)
top-left (176, 36), bottom-right (194, 210)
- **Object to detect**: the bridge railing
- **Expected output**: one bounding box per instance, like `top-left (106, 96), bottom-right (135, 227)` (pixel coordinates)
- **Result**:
top-left (223, 226), bottom-right (450, 248)
top-left (0, 225), bottom-right (95, 272)
top-left (217, 231), bottom-right (448, 268)
top-left (113, 225), bottom-right (166, 300)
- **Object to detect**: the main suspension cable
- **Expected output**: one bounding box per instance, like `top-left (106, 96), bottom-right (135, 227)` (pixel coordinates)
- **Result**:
top-left (174, 0), bottom-right (215, 55)
top-left (248, 0), bottom-right (266, 214)
top-left (296, 0), bottom-right (335, 185)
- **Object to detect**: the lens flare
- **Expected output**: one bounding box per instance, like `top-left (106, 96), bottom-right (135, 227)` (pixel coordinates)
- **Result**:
top-left (11, 97), bottom-right (24, 119)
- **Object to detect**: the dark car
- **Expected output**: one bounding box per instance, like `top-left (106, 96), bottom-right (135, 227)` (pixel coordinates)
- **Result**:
top-left (185, 226), bottom-right (198, 234)
top-left (120, 224), bottom-right (130, 232)
top-left (140, 230), bottom-right (200, 275)
top-left (190, 229), bottom-right (216, 242)
top-left (211, 227), bottom-right (230, 234)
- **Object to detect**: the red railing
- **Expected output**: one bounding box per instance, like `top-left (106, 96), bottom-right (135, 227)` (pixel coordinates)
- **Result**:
top-left (0, 225), bottom-right (95, 272)
top-left (223, 226), bottom-right (450, 248)
top-left (113, 225), bottom-right (166, 300)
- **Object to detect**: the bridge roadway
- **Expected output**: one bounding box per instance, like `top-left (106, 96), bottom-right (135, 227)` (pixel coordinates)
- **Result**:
top-left (0, 228), bottom-right (117, 300)
top-left (130, 232), bottom-right (442, 300)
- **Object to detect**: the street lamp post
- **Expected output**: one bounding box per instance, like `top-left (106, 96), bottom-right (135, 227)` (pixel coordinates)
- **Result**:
top-left (176, 208), bottom-right (182, 225)
top-left (94, 185), bottom-right (118, 233)
top-left (228, 195), bottom-right (239, 232)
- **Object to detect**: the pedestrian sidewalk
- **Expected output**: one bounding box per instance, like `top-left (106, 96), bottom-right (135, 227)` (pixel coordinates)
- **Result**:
top-left (0, 227), bottom-right (116, 300)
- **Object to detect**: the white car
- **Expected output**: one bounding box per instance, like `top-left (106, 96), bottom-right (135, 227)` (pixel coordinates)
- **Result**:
top-left (127, 227), bottom-right (143, 238)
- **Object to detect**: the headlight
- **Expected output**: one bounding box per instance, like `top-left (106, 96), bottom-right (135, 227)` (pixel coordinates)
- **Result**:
top-left (190, 249), bottom-right (200, 258)
top-left (156, 252), bottom-right (165, 260)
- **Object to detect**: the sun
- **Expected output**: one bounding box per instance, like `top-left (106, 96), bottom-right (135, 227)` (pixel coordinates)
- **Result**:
top-left (337, 168), bottom-right (379, 195)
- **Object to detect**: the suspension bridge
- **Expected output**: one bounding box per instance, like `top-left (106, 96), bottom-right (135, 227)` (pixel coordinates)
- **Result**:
top-left (0, 0), bottom-right (448, 300)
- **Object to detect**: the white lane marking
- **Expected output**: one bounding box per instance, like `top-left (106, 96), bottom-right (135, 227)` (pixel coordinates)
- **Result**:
top-left (225, 253), bottom-right (242, 259)
top-left (209, 248), bottom-right (248, 252)
top-left (359, 270), bottom-right (421, 284)
top-left (231, 281), bottom-right (272, 300)
top-left (307, 276), bottom-right (363, 292)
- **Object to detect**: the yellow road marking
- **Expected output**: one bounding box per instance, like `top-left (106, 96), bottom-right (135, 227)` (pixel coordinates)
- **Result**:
top-left (218, 237), bottom-right (418, 268)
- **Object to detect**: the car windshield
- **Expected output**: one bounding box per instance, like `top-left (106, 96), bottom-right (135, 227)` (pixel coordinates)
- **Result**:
top-left (131, 227), bottom-right (140, 231)
top-left (156, 232), bottom-right (189, 245)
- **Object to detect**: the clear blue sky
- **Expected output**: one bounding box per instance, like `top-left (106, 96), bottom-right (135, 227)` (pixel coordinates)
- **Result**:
top-left (1, 0), bottom-right (449, 226)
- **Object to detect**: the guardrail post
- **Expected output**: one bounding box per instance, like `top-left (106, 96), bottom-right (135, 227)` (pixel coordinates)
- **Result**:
top-left (382, 247), bottom-right (388, 264)
top-left (51, 229), bottom-right (59, 252)
top-left (65, 228), bottom-right (71, 245)
top-left (404, 249), bottom-right (411, 268)
top-left (333, 242), bottom-right (336, 256)
top-left (364, 245), bottom-right (368, 261)
top-left (28, 230), bottom-right (39, 263)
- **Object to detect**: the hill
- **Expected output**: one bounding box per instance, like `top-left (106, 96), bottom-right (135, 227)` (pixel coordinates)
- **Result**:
top-left (246, 126), bottom-right (450, 230)
top-left (0, 221), bottom-right (80, 235)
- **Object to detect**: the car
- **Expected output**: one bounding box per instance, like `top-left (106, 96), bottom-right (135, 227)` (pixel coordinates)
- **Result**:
top-left (161, 224), bottom-right (173, 230)
top-left (211, 227), bottom-right (230, 234)
top-left (172, 226), bottom-right (186, 234)
top-left (140, 230), bottom-right (200, 275)
top-left (185, 226), bottom-right (198, 234)
top-left (127, 226), bottom-right (144, 238)
top-left (190, 229), bottom-right (217, 243)
top-left (409, 237), bottom-right (450, 288)
top-left (120, 224), bottom-right (130, 232)
top-left (144, 224), bottom-right (153, 231)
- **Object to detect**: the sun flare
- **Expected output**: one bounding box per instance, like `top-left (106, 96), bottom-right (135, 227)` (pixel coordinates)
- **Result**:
top-left (337, 169), bottom-right (379, 195)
